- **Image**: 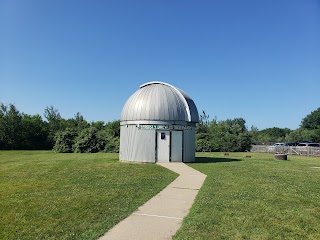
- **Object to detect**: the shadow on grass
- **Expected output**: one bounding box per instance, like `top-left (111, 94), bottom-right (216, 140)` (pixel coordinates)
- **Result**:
top-left (195, 157), bottom-right (242, 163)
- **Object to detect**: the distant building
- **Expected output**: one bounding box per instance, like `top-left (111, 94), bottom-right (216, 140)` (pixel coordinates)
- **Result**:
top-left (120, 81), bottom-right (199, 163)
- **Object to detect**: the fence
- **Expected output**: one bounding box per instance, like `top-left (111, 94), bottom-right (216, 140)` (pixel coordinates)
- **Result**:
top-left (251, 145), bottom-right (320, 157)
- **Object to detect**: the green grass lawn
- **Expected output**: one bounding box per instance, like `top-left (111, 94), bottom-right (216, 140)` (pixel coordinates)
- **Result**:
top-left (2, 151), bottom-right (320, 240)
top-left (0, 151), bottom-right (178, 240)
top-left (174, 152), bottom-right (320, 240)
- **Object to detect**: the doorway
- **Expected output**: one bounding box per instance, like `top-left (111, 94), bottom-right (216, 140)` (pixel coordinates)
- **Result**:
top-left (171, 131), bottom-right (183, 162)
top-left (157, 131), bottom-right (170, 162)
top-left (156, 130), bottom-right (183, 162)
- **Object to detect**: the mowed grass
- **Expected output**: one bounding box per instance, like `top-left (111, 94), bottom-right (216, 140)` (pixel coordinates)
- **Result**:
top-left (0, 151), bottom-right (177, 240)
top-left (174, 152), bottom-right (320, 240)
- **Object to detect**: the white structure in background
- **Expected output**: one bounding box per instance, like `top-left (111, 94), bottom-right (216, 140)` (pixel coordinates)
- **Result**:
top-left (120, 81), bottom-right (199, 163)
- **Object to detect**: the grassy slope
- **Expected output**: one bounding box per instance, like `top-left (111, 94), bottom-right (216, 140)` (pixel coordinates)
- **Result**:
top-left (174, 152), bottom-right (320, 240)
top-left (0, 151), bottom-right (177, 240)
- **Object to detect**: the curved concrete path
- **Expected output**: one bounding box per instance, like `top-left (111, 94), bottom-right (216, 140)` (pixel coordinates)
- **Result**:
top-left (99, 162), bottom-right (206, 240)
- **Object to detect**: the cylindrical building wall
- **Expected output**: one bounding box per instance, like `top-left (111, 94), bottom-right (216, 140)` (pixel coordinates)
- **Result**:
top-left (120, 125), bottom-right (156, 163)
top-left (120, 123), bottom-right (196, 163)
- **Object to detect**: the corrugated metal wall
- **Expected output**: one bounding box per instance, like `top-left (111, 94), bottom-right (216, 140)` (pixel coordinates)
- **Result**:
top-left (120, 124), bottom-right (196, 163)
top-left (183, 127), bottom-right (196, 162)
top-left (120, 125), bottom-right (156, 163)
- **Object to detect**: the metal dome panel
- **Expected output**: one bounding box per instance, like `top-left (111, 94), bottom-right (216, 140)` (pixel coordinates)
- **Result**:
top-left (121, 82), bottom-right (199, 122)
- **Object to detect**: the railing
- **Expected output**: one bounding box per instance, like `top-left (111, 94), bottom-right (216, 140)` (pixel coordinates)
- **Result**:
top-left (251, 145), bottom-right (320, 157)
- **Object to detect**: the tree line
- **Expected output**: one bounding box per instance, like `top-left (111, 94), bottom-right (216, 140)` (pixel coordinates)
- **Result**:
top-left (1, 102), bottom-right (319, 152)
top-left (0, 103), bottom-right (119, 152)
top-left (196, 107), bottom-right (320, 152)
top-left (196, 112), bottom-right (252, 152)
top-left (250, 107), bottom-right (320, 144)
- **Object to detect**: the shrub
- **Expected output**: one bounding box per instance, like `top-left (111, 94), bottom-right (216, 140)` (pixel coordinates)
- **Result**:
top-left (73, 127), bottom-right (106, 153)
top-left (104, 136), bottom-right (120, 153)
top-left (53, 128), bottom-right (78, 153)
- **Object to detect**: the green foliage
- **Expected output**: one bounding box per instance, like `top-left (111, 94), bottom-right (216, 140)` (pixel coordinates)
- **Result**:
top-left (53, 122), bottom-right (120, 153)
top-left (104, 136), bottom-right (120, 153)
top-left (91, 120), bottom-right (105, 130)
top-left (250, 125), bottom-right (259, 143)
top-left (51, 112), bottom-right (120, 153)
top-left (252, 107), bottom-right (320, 144)
top-left (0, 104), bottom-right (50, 150)
top-left (73, 127), bottom-right (106, 153)
top-left (0, 103), bottom-right (120, 152)
top-left (105, 120), bottom-right (120, 137)
top-left (0, 103), bottom-right (23, 149)
top-left (301, 107), bottom-right (320, 129)
top-left (257, 127), bottom-right (292, 143)
top-left (0, 113), bottom-right (4, 149)
top-left (196, 113), bottom-right (252, 152)
top-left (64, 112), bottom-right (89, 131)
top-left (44, 105), bottom-right (63, 146)
top-left (211, 118), bottom-right (251, 152)
top-left (286, 127), bottom-right (320, 143)
top-left (4, 103), bottom-right (318, 152)
top-left (293, 107), bottom-right (320, 142)
top-left (20, 114), bottom-right (50, 150)
top-left (53, 128), bottom-right (78, 153)
top-left (198, 110), bottom-right (210, 127)
top-left (196, 133), bottom-right (212, 152)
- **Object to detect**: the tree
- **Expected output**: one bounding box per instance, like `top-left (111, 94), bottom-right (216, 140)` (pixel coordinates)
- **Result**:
top-left (196, 133), bottom-right (212, 152)
top-left (0, 103), bottom-right (121, 151)
top-left (0, 106), bottom-right (5, 149)
top-left (209, 118), bottom-right (251, 152)
top-left (197, 110), bottom-right (210, 134)
top-left (91, 121), bottom-right (105, 131)
top-left (0, 103), bottom-right (22, 149)
top-left (20, 114), bottom-right (49, 149)
top-left (301, 107), bottom-right (320, 130)
top-left (104, 120), bottom-right (120, 138)
top-left (53, 128), bottom-right (78, 153)
top-left (103, 120), bottom-right (120, 152)
top-left (196, 116), bottom-right (252, 152)
top-left (250, 125), bottom-right (259, 144)
top-left (287, 128), bottom-right (320, 143)
top-left (103, 134), bottom-right (120, 153)
top-left (44, 106), bottom-right (63, 147)
top-left (64, 112), bottom-right (89, 131)
top-left (257, 127), bottom-right (291, 143)
top-left (73, 127), bottom-right (107, 153)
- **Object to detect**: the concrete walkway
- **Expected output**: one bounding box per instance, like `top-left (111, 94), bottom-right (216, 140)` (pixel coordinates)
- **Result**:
top-left (99, 163), bottom-right (206, 240)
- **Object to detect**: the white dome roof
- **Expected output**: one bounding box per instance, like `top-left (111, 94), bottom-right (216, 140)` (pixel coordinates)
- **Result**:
top-left (121, 82), bottom-right (199, 123)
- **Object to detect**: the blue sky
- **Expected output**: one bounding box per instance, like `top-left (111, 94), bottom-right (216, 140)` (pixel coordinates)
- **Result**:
top-left (1, 0), bottom-right (319, 130)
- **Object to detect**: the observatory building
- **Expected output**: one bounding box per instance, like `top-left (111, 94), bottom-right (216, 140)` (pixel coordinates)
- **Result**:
top-left (120, 81), bottom-right (199, 163)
